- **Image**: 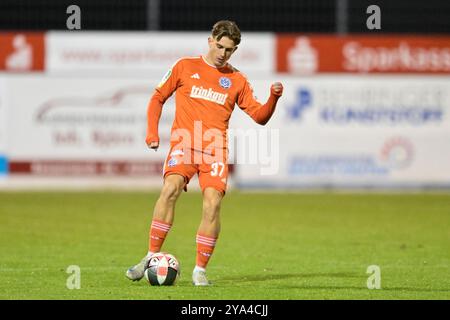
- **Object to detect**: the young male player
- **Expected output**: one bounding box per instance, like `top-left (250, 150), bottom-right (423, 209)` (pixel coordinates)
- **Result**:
top-left (126, 20), bottom-right (283, 285)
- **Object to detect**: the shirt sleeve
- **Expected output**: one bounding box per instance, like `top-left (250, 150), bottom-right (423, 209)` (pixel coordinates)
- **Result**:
top-left (146, 60), bottom-right (183, 145)
top-left (237, 76), bottom-right (282, 126)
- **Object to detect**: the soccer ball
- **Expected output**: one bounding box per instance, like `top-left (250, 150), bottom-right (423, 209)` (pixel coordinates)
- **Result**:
top-left (144, 252), bottom-right (180, 286)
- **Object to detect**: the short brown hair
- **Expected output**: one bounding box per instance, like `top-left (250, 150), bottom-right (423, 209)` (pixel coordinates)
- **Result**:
top-left (211, 20), bottom-right (241, 46)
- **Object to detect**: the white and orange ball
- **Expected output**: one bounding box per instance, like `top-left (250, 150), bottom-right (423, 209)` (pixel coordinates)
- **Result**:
top-left (144, 252), bottom-right (180, 286)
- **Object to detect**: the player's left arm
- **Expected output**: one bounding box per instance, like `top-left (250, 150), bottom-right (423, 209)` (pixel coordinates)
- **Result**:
top-left (238, 80), bottom-right (283, 125)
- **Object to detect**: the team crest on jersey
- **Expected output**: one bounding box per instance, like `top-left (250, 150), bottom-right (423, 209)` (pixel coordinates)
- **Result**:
top-left (219, 77), bottom-right (232, 89)
top-left (168, 157), bottom-right (178, 167)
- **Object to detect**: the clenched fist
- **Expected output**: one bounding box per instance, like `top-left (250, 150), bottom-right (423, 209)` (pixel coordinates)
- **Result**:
top-left (271, 82), bottom-right (283, 96)
top-left (148, 141), bottom-right (159, 151)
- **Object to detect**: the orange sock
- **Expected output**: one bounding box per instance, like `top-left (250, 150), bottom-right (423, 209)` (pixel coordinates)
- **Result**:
top-left (148, 219), bottom-right (171, 253)
top-left (196, 234), bottom-right (217, 269)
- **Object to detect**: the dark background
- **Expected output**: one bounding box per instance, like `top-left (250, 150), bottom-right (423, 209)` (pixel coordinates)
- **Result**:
top-left (0, 0), bottom-right (449, 33)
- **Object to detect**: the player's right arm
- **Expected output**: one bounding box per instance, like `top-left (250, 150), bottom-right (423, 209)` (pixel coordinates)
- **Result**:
top-left (146, 60), bottom-right (184, 150)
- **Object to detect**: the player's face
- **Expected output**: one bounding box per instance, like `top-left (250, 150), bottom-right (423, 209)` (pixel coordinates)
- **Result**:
top-left (207, 36), bottom-right (238, 67)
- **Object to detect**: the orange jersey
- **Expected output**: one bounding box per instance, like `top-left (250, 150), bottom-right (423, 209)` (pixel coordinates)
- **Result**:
top-left (146, 55), bottom-right (281, 152)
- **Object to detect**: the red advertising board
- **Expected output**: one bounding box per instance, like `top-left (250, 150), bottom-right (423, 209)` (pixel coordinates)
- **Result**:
top-left (0, 33), bottom-right (45, 72)
top-left (277, 35), bottom-right (450, 74)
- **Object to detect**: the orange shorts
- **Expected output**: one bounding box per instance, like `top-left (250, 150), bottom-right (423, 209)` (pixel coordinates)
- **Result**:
top-left (163, 146), bottom-right (229, 195)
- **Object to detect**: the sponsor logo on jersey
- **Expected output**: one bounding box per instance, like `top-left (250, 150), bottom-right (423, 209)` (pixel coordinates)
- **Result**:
top-left (170, 149), bottom-right (184, 156)
top-left (219, 77), bottom-right (232, 89)
top-left (190, 85), bottom-right (228, 105)
top-left (157, 69), bottom-right (172, 88)
top-left (190, 73), bottom-right (200, 79)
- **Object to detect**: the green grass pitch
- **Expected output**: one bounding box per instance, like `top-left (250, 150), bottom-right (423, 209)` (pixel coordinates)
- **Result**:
top-left (0, 191), bottom-right (449, 300)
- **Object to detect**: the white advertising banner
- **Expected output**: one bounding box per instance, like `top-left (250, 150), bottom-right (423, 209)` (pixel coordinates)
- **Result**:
top-left (4, 74), bottom-right (450, 187)
top-left (230, 75), bottom-right (450, 188)
top-left (46, 32), bottom-right (274, 75)
top-left (6, 75), bottom-right (175, 176)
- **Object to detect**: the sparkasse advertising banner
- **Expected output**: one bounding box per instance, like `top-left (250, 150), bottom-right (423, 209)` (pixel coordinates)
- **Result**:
top-left (0, 32), bottom-right (45, 72)
top-left (277, 35), bottom-right (450, 74)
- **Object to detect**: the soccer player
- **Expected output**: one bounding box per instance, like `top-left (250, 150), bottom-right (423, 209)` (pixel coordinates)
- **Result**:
top-left (126, 20), bottom-right (283, 286)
